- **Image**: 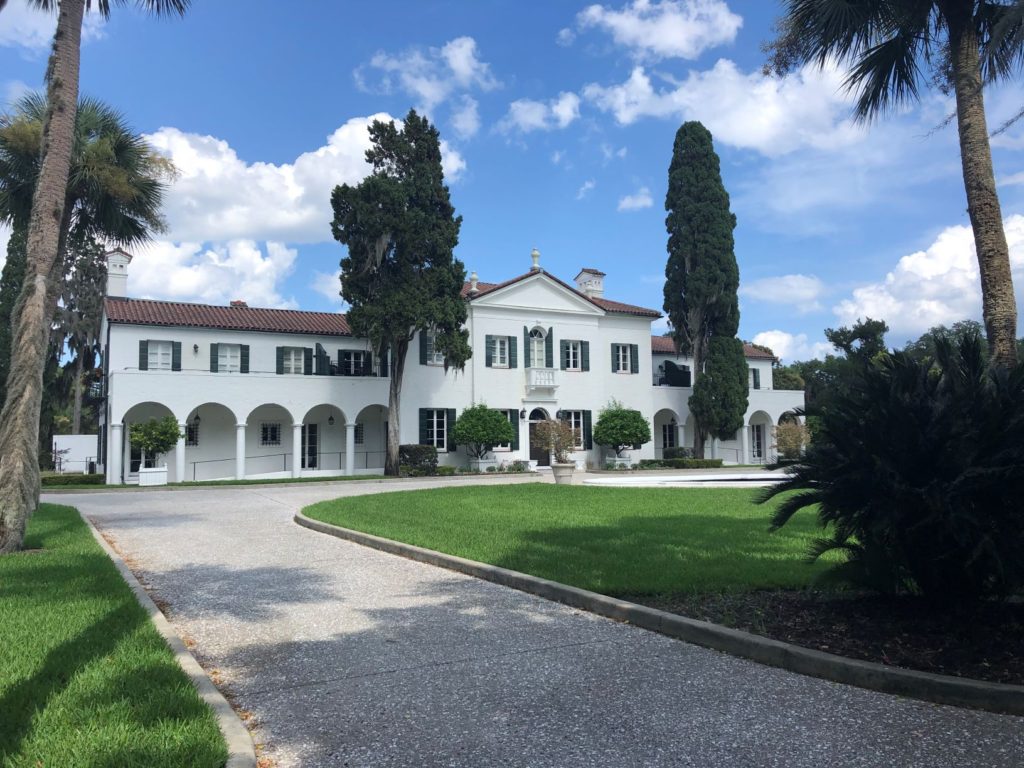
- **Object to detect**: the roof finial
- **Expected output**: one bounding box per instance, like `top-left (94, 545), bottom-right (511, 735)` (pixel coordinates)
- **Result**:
top-left (468, 270), bottom-right (479, 295)
top-left (530, 247), bottom-right (540, 272)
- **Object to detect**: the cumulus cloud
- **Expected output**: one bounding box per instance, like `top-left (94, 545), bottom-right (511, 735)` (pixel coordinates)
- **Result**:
top-left (833, 215), bottom-right (1024, 338)
top-left (576, 179), bottom-right (596, 199)
top-left (740, 274), bottom-right (826, 314)
top-left (311, 269), bottom-right (344, 305)
top-left (129, 240), bottom-right (298, 309)
top-left (450, 95), bottom-right (481, 139)
top-left (0, 3), bottom-right (106, 51)
top-left (556, 27), bottom-right (576, 47)
top-left (751, 330), bottom-right (833, 363)
top-left (584, 59), bottom-right (861, 157)
top-left (601, 143), bottom-right (628, 161)
top-left (355, 36), bottom-right (500, 113)
top-left (499, 92), bottom-right (581, 133)
top-left (617, 186), bottom-right (653, 211)
top-left (576, 0), bottom-right (742, 61)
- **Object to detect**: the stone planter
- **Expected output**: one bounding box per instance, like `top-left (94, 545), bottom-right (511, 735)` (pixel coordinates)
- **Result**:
top-left (551, 462), bottom-right (575, 485)
top-left (470, 457), bottom-right (497, 473)
top-left (138, 466), bottom-right (168, 486)
top-left (607, 453), bottom-right (632, 469)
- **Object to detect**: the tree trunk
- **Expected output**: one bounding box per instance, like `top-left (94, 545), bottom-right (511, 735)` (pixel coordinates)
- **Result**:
top-left (690, 324), bottom-right (706, 460)
top-left (0, 0), bottom-right (84, 554)
top-left (385, 338), bottom-right (409, 476)
top-left (72, 351), bottom-right (84, 434)
top-left (950, 23), bottom-right (1019, 369)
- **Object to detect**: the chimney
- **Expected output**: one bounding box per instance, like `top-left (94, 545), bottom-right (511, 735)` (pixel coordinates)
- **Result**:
top-left (575, 268), bottom-right (605, 298)
top-left (530, 247), bottom-right (541, 272)
top-left (104, 248), bottom-right (133, 298)
top-left (468, 270), bottom-right (479, 295)
top-left (230, 300), bottom-right (248, 308)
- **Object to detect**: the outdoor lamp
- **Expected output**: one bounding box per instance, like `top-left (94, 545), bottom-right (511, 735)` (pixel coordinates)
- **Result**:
top-left (328, 415), bottom-right (335, 426)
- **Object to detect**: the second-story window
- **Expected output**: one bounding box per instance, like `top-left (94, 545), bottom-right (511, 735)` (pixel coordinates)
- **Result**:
top-left (424, 332), bottom-right (445, 366)
top-left (149, 340), bottom-right (172, 370)
top-left (614, 344), bottom-right (631, 373)
top-left (493, 337), bottom-right (508, 367)
top-left (282, 347), bottom-right (304, 374)
top-left (342, 350), bottom-right (368, 376)
top-left (218, 344), bottom-right (241, 373)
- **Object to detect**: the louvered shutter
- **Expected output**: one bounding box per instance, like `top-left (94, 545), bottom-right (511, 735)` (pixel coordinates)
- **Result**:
top-left (364, 351), bottom-right (373, 376)
top-left (523, 326), bottom-right (530, 367)
top-left (341, 350), bottom-right (352, 376)
top-left (420, 331), bottom-right (429, 365)
top-left (210, 343), bottom-right (219, 373)
top-left (560, 340), bottom-right (569, 370)
top-left (138, 340), bottom-right (148, 371)
top-left (446, 409), bottom-right (457, 451)
top-left (581, 341), bottom-right (590, 371)
top-left (485, 335), bottom-right (494, 367)
top-left (240, 345), bottom-right (250, 374)
top-left (171, 342), bottom-right (182, 371)
top-left (583, 410), bottom-right (593, 450)
top-left (509, 410), bottom-right (519, 451)
top-left (611, 344), bottom-right (617, 372)
top-left (630, 344), bottom-right (639, 374)
top-left (545, 327), bottom-right (553, 368)
top-left (276, 347), bottom-right (285, 374)
top-left (303, 347), bottom-right (313, 375)
top-left (508, 336), bottom-right (517, 368)
top-left (419, 409), bottom-right (430, 445)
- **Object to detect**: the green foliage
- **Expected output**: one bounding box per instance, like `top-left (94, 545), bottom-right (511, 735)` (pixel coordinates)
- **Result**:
top-left (399, 444), bottom-right (438, 476)
top-left (689, 336), bottom-right (748, 441)
top-left (40, 473), bottom-right (103, 486)
top-left (773, 421), bottom-right (808, 460)
top-left (772, 365), bottom-right (805, 390)
top-left (761, 331), bottom-right (1024, 602)
top-left (451, 403), bottom-right (515, 459)
top-left (663, 447), bottom-right (694, 460)
top-left (592, 399), bottom-right (651, 456)
top-left (127, 416), bottom-right (181, 462)
top-left (0, 223), bottom-right (26, 406)
top-left (530, 419), bottom-right (576, 464)
top-left (638, 458), bottom-right (724, 469)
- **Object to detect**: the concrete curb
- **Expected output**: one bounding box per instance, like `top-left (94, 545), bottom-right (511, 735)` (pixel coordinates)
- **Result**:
top-left (82, 512), bottom-right (257, 768)
top-left (295, 511), bottom-right (1024, 717)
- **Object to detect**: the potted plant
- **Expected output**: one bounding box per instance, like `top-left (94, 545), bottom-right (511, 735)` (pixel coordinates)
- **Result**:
top-left (128, 416), bottom-right (182, 486)
top-left (530, 419), bottom-right (577, 485)
top-left (592, 399), bottom-right (651, 468)
top-left (451, 403), bottom-right (516, 471)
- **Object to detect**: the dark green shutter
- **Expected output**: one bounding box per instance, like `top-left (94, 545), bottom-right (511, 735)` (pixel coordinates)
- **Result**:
top-left (508, 410), bottom-right (519, 451)
top-left (240, 345), bottom-right (249, 373)
top-left (303, 347), bottom-right (313, 375)
top-left (341, 350), bottom-right (352, 375)
top-left (630, 344), bottom-right (639, 374)
top-left (171, 342), bottom-right (182, 371)
top-left (276, 347), bottom-right (285, 374)
top-left (210, 343), bottom-right (219, 373)
top-left (545, 327), bottom-right (553, 368)
top-left (611, 344), bottom-right (617, 372)
top-left (446, 409), bottom-right (457, 451)
top-left (485, 335), bottom-right (494, 367)
top-left (752, 369), bottom-right (761, 389)
top-left (508, 337), bottom-right (517, 368)
top-left (560, 340), bottom-right (569, 370)
top-left (138, 340), bottom-right (148, 371)
top-left (420, 331), bottom-right (429, 365)
top-left (523, 326), bottom-right (530, 367)
top-left (419, 409), bottom-right (430, 445)
top-left (581, 341), bottom-right (590, 372)
top-left (364, 351), bottom-right (373, 376)
top-left (583, 410), bottom-right (593, 450)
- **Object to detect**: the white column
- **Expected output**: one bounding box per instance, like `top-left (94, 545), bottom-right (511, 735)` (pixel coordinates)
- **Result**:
top-left (519, 414), bottom-right (530, 461)
top-left (676, 423), bottom-right (685, 451)
top-left (109, 423), bottom-right (123, 484)
top-left (235, 424), bottom-right (246, 480)
top-left (175, 423), bottom-right (186, 483)
top-left (292, 423), bottom-right (302, 478)
top-left (740, 425), bottom-right (750, 466)
top-left (345, 422), bottom-right (356, 476)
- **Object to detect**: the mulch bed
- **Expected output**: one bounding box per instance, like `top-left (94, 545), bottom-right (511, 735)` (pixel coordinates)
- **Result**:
top-left (626, 590), bottom-right (1024, 686)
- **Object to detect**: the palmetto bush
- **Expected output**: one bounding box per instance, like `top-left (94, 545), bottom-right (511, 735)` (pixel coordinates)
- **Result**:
top-left (761, 332), bottom-right (1024, 602)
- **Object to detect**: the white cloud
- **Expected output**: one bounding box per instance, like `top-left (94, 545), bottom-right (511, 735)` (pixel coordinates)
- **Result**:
top-left (576, 179), bottom-right (596, 199)
top-left (576, 0), bottom-right (742, 61)
top-left (601, 143), bottom-right (628, 161)
top-left (617, 186), bottom-right (653, 211)
top-left (0, 222), bottom-right (10, 271)
top-left (355, 36), bottom-right (499, 113)
top-left (833, 215), bottom-right (1024, 338)
top-left (450, 95), bottom-right (481, 139)
top-left (584, 59), bottom-right (862, 157)
top-left (129, 240), bottom-right (298, 309)
top-left (311, 269), bottom-right (344, 305)
top-left (439, 140), bottom-right (466, 180)
top-left (551, 150), bottom-right (565, 165)
top-left (751, 330), bottom-right (833, 363)
top-left (740, 274), bottom-right (826, 314)
top-left (556, 27), bottom-right (576, 46)
top-left (0, 3), bottom-right (106, 51)
top-left (3, 80), bottom-right (31, 107)
top-left (499, 92), bottom-right (581, 133)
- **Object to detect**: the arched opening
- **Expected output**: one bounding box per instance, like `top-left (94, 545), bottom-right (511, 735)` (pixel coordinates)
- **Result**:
top-left (245, 403), bottom-right (297, 478)
top-left (355, 404), bottom-right (388, 473)
top-left (301, 404), bottom-right (348, 473)
top-left (528, 407), bottom-right (550, 467)
top-left (120, 401), bottom-right (176, 484)
top-left (748, 410), bottom-right (774, 464)
top-left (653, 408), bottom-right (680, 459)
top-left (182, 402), bottom-right (238, 481)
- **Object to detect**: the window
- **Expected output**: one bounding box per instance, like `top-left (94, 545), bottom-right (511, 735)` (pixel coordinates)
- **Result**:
top-left (282, 347), bottom-right (304, 374)
top-left (751, 368), bottom-right (761, 390)
top-left (662, 423), bottom-right (677, 449)
top-left (493, 336), bottom-right (509, 367)
top-left (424, 333), bottom-right (445, 366)
top-left (342, 350), bottom-right (368, 376)
top-left (423, 409), bottom-right (447, 450)
top-left (260, 422), bottom-right (282, 447)
top-left (495, 409), bottom-right (517, 451)
top-left (354, 423), bottom-right (365, 445)
top-left (185, 423), bottom-right (199, 447)
top-left (613, 344), bottom-right (631, 373)
top-left (565, 341), bottom-right (581, 371)
top-left (148, 340), bottom-right (172, 370)
top-left (529, 328), bottom-right (546, 368)
top-left (218, 343), bottom-right (241, 373)
top-left (564, 410), bottom-right (585, 449)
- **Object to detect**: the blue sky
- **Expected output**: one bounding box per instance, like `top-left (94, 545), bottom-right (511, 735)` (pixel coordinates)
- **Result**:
top-left (2, 0), bottom-right (1023, 361)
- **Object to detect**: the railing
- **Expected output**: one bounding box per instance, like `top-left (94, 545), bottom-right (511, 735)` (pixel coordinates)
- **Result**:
top-left (188, 450), bottom-right (387, 481)
top-left (526, 367), bottom-right (557, 390)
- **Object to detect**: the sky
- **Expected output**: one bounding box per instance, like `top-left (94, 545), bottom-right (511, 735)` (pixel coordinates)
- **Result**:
top-left (2, 0), bottom-right (1023, 362)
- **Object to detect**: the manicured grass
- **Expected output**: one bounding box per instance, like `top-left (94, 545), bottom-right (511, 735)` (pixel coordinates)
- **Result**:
top-left (0, 504), bottom-right (227, 767)
top-left (303, 484), bottom-right (831, 595)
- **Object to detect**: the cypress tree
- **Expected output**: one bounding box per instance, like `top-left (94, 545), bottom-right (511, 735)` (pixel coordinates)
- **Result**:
top-left (0, 225), bottom-right (28, 406)
top-left (663, 121), bottom-right (747, 457)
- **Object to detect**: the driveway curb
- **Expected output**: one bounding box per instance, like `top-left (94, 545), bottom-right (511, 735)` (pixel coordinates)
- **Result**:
top-left (82, 512), bottom-right (258, 768)
top-left (294, 511), bottom-right (1024, 717)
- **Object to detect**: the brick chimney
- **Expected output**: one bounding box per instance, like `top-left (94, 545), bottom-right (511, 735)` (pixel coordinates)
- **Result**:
top-left (230, 300), bottom-right (248, 308)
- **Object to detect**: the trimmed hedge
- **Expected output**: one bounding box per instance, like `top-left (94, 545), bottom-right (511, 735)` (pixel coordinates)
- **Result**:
top-left (663, 447), bottom-right (695, 460)
top-left (638, 458), bottom-right (723, 469)
top-left (40, 473), bottom-right (104, 487)
top-left (399, 444), bottom-right (439, 476)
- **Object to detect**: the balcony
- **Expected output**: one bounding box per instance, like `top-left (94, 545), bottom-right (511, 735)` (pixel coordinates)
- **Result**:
top-left (526, 367), bottom-right (558, 396)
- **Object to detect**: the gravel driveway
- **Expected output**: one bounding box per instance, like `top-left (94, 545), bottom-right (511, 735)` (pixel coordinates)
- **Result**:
top-left (49, 477), bottom-right (1024, 768)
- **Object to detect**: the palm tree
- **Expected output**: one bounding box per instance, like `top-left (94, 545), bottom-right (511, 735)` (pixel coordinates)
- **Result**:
top-left (0, 0), bottom-right (188, 554)
top-left (767, 1), bottom-right (1022, 370)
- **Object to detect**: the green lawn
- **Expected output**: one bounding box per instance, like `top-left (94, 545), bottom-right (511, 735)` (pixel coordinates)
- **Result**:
top-left (0, 504), bottom-right (227, 768)
top-left (303, 484), bottom-right (830, 595)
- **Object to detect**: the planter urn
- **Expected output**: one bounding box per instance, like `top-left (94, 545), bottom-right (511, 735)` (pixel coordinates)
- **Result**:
top-left (138, 466), bottom-right (168, 486)
top-left (550, 462), bottom-right (575, 485)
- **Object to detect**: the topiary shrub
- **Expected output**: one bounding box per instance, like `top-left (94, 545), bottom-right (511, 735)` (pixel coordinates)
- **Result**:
top-left (592, 399), bottom-right (651, 457)
top-left (451, 403), bottom-right (515, 459)
top-left (399, 444), bottom-right (438, 476)
top-left (760, 332), bottom-right (1024, 602)
top-left (128, 416), bottom-right (181, 466)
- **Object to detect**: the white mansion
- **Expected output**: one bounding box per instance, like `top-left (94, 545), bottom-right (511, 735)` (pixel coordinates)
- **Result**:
top-left (98, 248), bottom-right (803, 484)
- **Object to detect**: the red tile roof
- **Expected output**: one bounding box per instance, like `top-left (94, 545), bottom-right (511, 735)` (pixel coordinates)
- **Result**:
top-left (105, 298), bottom-right (352, 336)
top-left (652, 335), bottom-right (777, 361)
top-left (461, 270), bottom-right (661, 318)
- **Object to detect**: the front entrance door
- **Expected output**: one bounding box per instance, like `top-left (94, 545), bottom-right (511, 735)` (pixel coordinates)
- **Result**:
top-left (528, 408), bottom-right (550, 466)
top-left (302, 424), bottom-right (319, 469)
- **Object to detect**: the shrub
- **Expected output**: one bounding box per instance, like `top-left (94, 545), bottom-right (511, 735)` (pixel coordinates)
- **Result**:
top-left (40, 473), bottom-right (104, 487)
top-left (499, 460), bottom-right (529, 473)
top-left (773, 421), bottom-right (808, 460)
top-left (592, 399), bottom-right (651, 456)
top-left (663, 447), bottom-right (694, 460)
top-left (127, 416), bottom-right (181, 464)
top-left (530, 419), bottom-right (576, 464)
top-left (436, 465), bottom-right (457, 476)
top-left (399, 444), bottom-right (438, 476)
top-left (638, 458), bottom-right (723, 469)
top-left (761, 332), bottom-right (1024, 602)
top-left (451, 404), bottom-right (515, 459)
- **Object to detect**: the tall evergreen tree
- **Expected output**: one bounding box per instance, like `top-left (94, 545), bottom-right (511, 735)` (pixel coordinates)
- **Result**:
top-left (331, 110), bottom-right (471, 476)
top-left (689, 336), bottom-right (749, 446)
top-left (0, 225), bottom-right (28, 407)
top-left (663, 121), bottom-right (747, 457)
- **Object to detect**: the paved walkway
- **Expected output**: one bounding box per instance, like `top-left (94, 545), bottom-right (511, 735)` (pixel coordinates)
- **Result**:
top-left (50, 477), bottom-right (1023, 767)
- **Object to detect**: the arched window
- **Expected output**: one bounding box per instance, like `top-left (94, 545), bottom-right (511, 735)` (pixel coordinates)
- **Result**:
top-left (529, 327), bottom-right (546, 368)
